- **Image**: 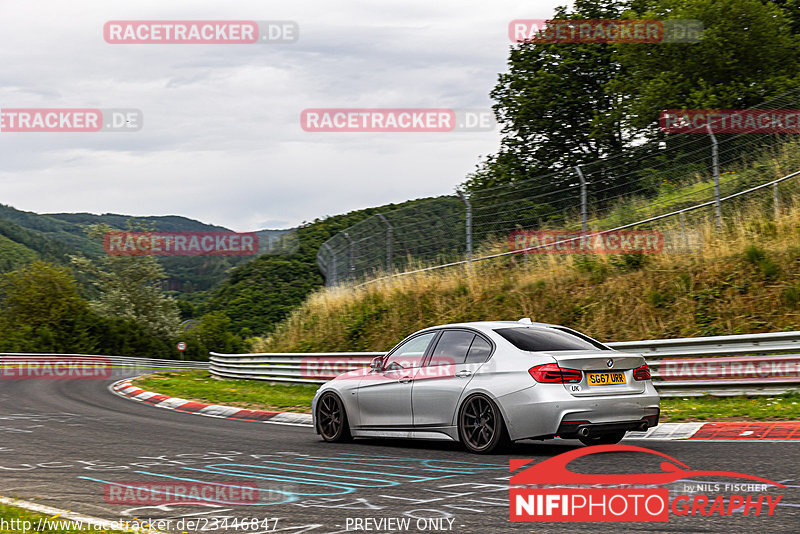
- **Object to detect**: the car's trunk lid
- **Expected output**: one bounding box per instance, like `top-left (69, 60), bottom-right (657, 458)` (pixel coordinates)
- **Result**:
top-left (540, 350), bottom-right (647, 396)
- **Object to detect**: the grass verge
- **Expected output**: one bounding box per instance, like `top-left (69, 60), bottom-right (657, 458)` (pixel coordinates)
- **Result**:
top-left (131, 370), bottom-right (319, 413)
top-left (130, 370), bottom-right (800, 422)
top-left (661, 391), bottom-right (800, 422)
top-left (0, 503), bottom-right (128, 533)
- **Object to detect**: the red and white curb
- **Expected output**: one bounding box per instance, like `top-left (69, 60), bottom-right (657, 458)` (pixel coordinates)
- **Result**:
top-left (109, 378), bottom-right (313, 427)
top-left (627, 421), bottom-right (800, 441)
top-left (110, 379), bottom-right (800, 440)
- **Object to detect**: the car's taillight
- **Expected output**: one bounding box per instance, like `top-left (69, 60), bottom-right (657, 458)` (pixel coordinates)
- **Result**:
top-left (529, 363), bottom-right (582, 384)
top-left (633, 364), bottom-right (651, 381)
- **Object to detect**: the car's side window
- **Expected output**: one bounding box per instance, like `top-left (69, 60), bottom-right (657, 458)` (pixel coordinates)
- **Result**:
top-left (428, 330), bottom-right (475, 366)
top-left (465, 335), bottom-right (493, 363)
top-left (384, 332), bottom-right (436, 371)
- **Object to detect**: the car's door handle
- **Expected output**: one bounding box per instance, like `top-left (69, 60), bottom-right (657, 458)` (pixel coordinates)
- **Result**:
top-left (399, 377), bottom-right (413, 383)
top-left (456, 370), bottom-right (472, 378)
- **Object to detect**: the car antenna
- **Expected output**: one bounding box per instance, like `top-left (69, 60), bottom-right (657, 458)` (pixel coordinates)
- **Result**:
top-left (518, 317), bottom-right (532, 324)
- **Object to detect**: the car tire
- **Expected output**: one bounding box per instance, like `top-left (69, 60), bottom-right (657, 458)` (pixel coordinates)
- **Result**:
top-left (458, 394), bottom-right (510, 454)
top-left (316, 392), bottom-right (352, 443)
top-left (578, 430), bottom-right (626, 446)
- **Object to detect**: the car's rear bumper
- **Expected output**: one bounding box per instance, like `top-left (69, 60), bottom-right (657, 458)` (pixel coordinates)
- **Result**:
top-left (496, 381), bottom-right (661, 441)
top-left (556, 411), bottom-right (660, 439)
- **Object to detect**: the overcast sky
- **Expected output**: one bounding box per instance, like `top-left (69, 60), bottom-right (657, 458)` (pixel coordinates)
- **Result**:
top-left (0, 0), bottom-right (568, 231)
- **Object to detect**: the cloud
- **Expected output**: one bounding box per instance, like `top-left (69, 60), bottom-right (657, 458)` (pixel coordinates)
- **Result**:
top-left (0, 0), bottom-right (565, 230)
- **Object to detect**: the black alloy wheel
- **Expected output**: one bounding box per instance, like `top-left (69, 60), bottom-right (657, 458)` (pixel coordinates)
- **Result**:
top-left (316, 392), bottom-right (352, 442)
top-left (458, 394), bottom-right (509, 453)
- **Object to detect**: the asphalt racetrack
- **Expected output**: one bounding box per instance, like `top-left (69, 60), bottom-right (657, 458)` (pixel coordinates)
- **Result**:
top-left (0, 375), bottom-right (798, 533)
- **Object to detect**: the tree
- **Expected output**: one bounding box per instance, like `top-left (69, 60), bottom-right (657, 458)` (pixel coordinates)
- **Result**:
top-left (467, 0), bottom-right (631, 196)
top-left (468, 0), bottom-right (800, 198)
top-left (181, 311), bottom-right (244, 360)
top-left (71, 224), bottom-right (180, 338)
top-left (614, 0), bottom-right (800, 131)
top-left (0, 261), bottom-right (96, 352)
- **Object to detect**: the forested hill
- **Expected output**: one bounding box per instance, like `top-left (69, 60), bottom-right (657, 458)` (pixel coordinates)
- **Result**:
top-left (202, 195), bottom-right (458, 337)
top-left (0, 203), bottom-right (288, 292)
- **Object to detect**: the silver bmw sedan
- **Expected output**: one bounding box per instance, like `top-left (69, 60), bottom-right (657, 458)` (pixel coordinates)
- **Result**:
top-left (312, 319), bottom-right (660, 453)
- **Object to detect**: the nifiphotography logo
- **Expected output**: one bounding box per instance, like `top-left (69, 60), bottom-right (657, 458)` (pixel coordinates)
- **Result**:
top-left (509, 445), bottom-right (784, 522)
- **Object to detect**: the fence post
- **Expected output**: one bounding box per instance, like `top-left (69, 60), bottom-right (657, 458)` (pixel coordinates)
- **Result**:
top-left (680, 211), bottom-right (688, 250)
top-left (342, 231), bottom-right (355, 282)
top-left (706, 124), bottom-right (722, 230)
top-left (575, 165), bottom-right (587, 232)
top-left (377, 213), bottom-right (393, 275)
top-left (321, 242), bottom-right (337, 286)
top-left (458, 191), bottom-right (472, 264)
top-left (774, 182), bottom-right (780, 221)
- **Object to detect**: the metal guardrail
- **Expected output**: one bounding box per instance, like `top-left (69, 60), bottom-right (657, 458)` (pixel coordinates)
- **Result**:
top-left (0, 353), bottom-right (208, 372)
top-left (209, 352), bottom-right (381, 384)
top-left (211, 331), bottom-right (800, 396)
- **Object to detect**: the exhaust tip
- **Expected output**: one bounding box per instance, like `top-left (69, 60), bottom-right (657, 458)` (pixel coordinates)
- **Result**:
top-left (638, 422), bottom-right (649, 432)
top-left (578, 427), bottom-right (590, 438)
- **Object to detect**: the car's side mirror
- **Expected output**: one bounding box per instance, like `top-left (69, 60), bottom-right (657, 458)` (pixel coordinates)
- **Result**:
top-left (370, 356), bottom-right (384, 372)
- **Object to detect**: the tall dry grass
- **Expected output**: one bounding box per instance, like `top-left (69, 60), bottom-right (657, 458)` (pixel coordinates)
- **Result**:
top-left (253, 187), bottom-right (800, 353)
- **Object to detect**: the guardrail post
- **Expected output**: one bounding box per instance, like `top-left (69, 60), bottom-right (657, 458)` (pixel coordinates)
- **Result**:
top-left (377, 213), bottom-right (393, 275)
top-left (706, 124), bottom-right (722, 231)
top-left (575, 165), bottom-right (587, 232)
top-left (458, 191), bottom-right (472, 265)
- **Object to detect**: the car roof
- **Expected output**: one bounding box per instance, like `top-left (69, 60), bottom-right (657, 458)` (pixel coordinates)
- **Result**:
top-left (421, 320), bottom-right (560, 333)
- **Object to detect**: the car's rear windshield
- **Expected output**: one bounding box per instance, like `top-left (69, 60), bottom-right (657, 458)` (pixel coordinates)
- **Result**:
top-left (494, 327), bottom-right (610, 352)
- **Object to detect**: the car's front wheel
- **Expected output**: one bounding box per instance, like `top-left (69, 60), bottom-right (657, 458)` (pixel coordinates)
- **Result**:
top-left (578, 430), bottom-right (626, 446)
top-left (458, 394), bottom-right (509, 454)
top-left (316, 392), bottom-right (352, 442)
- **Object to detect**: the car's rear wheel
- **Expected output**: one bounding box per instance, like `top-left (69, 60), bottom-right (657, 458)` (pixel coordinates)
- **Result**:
top-left (458, 394), bottom-right (509, 454)
top-left (316, 392), bottom-right (352, 442)
top-left (578, 430), bottom-right (626, 446)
